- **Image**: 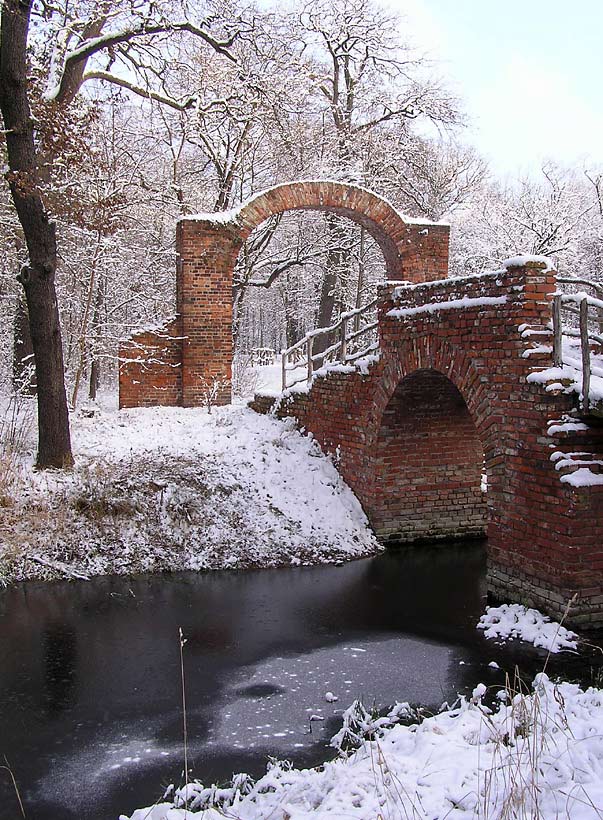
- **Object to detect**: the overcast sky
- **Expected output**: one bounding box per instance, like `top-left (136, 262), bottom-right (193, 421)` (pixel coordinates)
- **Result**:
top-left (393, 0), bottom-right (603, 176)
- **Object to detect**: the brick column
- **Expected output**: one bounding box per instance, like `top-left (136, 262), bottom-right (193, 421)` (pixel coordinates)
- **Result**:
top-left (398, 222), bottom-right (450, 283)
top-left (177, 218), bottom-right (241, 407)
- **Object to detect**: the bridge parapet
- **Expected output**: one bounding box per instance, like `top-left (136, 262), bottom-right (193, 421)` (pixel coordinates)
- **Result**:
top-left (381, 257), bottom-right (556, 324)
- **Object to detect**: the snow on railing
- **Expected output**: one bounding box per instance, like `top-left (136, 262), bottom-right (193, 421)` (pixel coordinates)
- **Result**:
top-left (552, 278), bottom-right (603, 413)
top-left (281, 298), bottom-right (379, 390)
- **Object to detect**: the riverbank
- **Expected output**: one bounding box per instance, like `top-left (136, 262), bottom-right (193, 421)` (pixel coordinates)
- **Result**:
top-left (0, 399), bottom-right (379, 584)
top-left (125, 672), bottom-right (603, 820)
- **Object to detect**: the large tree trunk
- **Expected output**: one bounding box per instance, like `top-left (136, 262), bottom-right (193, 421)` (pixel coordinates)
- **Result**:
top-left (0, 0), bottom-right (73, 468)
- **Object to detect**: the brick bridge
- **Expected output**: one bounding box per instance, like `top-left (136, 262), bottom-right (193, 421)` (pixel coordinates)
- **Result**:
top-left (120, 181), bottom-right (603, 626)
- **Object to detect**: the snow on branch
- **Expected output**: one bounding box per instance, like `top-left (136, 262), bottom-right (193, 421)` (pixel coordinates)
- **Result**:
top-left (45, 18), bottom-right (239, 105)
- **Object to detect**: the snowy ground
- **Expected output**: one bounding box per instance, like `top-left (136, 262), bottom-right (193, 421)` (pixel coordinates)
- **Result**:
top-left (0, 394), bottom-right (379, 583)
top-left (125, 672), bottom-right (603, 820)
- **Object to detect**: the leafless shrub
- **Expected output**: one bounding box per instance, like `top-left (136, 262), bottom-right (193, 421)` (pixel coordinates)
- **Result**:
top-left (232, 353), bottom-right (260, 400)
top-left (0, 380), bottom-right (35, 502)
top-left (199, 374), bottom-right (231, 413)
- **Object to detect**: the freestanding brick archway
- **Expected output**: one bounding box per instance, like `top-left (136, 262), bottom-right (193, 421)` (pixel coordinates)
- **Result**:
top-left (250, 260), bottom-right (603, 626)
top-left (119, 181), bottom-right (449, 408)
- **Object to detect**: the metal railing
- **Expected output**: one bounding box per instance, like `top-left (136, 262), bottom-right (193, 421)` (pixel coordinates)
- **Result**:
top-left (552, 277), bottom-right (603, 413)
top-left (281, 298), bottom-right (379, 390)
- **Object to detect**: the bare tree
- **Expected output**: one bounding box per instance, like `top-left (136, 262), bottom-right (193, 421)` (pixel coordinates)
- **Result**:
top-left (448, 162), bottom-right (602, 278)
top-left (0, 0), bottom-right (243, 467)
top-left (298, 0), bottom-right (463, 334)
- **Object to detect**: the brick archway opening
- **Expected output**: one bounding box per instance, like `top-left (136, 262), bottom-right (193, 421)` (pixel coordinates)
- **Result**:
top-left (119, 181), bottom-right (449, 409)
top-left (369, 368), bottom-right (488, 545)
top-left (234, 210), bottom-right (389, 357)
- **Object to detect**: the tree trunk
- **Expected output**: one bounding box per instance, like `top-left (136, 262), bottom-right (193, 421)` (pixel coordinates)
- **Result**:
top-left (0, 0), bottom-right (73, 468)
top-left (314, 213), bottom-right (348, 356)
top-left (71, 232), bottom-right (101, 408)
top-left (354, 227), bottom-right (366, 332)
top-left (88, 274), bottom-right (105, 401)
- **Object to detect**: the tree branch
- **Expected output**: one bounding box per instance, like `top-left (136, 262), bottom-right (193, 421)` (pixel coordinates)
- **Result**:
top-left (82, 70), bottom-right (195, 110)
top-left (49, 19), bottom-right (239, 106)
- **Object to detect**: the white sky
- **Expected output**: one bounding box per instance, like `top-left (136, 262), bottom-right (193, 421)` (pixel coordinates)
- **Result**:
top-left (390, 0), bottom-right (603, 176)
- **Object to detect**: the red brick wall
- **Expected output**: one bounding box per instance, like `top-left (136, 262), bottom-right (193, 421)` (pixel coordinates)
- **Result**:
top-left (251, 260), bottom-right (603, 626)
top-left (119, 316), bottom-right (183, 408)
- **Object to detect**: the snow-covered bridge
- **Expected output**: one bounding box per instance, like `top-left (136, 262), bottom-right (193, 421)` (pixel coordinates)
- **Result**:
top-left (119, 180), bottom-right (603, 626)
top-left (251, 258), bottom-right (603, 626)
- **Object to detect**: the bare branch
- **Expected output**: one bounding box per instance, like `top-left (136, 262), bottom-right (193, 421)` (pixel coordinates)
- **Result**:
top-left (82, 70), bottom-right (195, 110)
top-left (49, 18), bottom-right (239, 105)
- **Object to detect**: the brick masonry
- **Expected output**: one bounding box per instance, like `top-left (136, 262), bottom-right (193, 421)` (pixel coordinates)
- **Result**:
top-left (251, 262), bottom-right (603, 627)
top-left (119, 181), bottom-right (448, 407)
top-left (119, 316), bottom-right (183, 408)
top-left (372, 368), bottom-right (487, 544)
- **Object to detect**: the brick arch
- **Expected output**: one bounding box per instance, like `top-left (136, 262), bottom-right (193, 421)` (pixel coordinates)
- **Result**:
top-left (367, 367), bottom-right (488, 544)
top-left (353, 336), bottom-right (494, 544)
top-left (236, 181), bottom-right (428, 280)
top-left (364, 335), bottom-right (491, 447)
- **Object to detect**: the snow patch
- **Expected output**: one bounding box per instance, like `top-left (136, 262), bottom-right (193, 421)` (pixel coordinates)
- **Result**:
top-left (560, 468), bottom-right (603, 487)
top-left (125, 674), bottom-right (603, 820)
top-left (477, 603), bottom-right (578, 653)
top-left (388, 295), bottom-right (507, 320)
top-left (504, 254), bottom-right (554, 271)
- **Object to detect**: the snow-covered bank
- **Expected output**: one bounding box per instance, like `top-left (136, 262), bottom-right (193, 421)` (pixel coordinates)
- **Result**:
top-left (124, 673), bottom-right (603, 820)
top-left (0, 404), bottom-right (379, 583)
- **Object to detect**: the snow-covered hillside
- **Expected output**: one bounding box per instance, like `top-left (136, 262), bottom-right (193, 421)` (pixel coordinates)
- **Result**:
top-left (0, 403), bottom-right (379, 583)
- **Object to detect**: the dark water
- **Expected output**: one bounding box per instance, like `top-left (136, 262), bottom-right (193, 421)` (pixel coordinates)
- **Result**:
top-left (0, 542), bottom-right (601, 820)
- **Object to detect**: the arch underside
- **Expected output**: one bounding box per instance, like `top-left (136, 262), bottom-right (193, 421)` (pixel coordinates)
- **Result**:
top-left (368, 368), bottom-right (488, 544)
top-left (242, 204), bottom-right (403, 277)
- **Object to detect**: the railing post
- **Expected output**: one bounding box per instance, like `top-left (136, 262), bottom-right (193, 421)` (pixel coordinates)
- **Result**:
top-left (281, 350), bottom-right (287, 391)
top-left (580, 298), bottom-right (591, 413)
top-left (552, 294), bottom-right (563, 367)
top-left (339, 317), bottom-right (347, 362)
top-left (307, 335), bottom-right (314, 384)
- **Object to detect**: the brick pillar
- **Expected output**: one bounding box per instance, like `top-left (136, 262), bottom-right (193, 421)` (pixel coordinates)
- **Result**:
top-left (399, 223), bottom-right (450, 283)
top-left (509, 258), bottom-right (557, 322)
top-left (177, 218), bottom-right (241, 407)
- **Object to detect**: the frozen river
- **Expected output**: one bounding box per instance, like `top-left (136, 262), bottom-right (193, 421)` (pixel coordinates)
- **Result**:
top-left (0, 541), bottom-right (597, 820)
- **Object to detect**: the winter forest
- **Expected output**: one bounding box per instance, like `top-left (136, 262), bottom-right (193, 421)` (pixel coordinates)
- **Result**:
top-left (1, 0), bottom-right (601, 426)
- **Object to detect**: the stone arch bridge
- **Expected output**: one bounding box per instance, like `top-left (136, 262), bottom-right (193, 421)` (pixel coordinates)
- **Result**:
top-left (119, 181), bottom-right (603, 626)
